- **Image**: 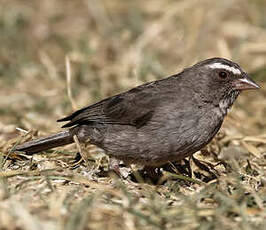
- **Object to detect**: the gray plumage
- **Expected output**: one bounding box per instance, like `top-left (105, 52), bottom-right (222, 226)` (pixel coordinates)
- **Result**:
top-left (14, 57), bottom-right (259, 166)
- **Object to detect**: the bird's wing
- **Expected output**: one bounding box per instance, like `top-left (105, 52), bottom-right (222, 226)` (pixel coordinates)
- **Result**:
top-left (58, 83), bottom-right (158, 128)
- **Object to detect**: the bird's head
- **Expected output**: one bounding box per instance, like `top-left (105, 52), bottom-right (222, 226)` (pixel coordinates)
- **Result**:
top-left (188, 57), bottom-right (259, 106)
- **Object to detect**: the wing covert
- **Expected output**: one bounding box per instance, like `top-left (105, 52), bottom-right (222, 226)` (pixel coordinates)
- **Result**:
top-left (58, 84), bottom-right (158, 128)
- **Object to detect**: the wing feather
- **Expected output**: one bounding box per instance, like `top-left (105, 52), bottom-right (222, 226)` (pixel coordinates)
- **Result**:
top-left (58, 83), bottom-right (158, 128)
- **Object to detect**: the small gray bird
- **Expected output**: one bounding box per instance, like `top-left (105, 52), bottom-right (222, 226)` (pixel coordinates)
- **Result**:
top-left (14, 58), bottom-right (260, 166)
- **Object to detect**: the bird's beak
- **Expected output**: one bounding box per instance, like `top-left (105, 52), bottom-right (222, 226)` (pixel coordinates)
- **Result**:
top-left (233, 74), bottom-right (260, 90)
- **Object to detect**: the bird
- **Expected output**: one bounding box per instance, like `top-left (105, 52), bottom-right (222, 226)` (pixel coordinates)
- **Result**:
top-left (14, 57), bottom-right (260, 167)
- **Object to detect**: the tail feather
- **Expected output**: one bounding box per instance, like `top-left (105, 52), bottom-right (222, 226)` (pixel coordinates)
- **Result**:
top-left (14, 130), bottom-right (74, 154)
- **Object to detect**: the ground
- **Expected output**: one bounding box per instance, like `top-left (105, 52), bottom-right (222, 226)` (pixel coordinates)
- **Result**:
top-left (0, 0), bottom-right (265, 229)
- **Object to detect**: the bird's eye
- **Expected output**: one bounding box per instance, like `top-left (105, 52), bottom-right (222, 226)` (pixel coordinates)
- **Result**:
top-left (218, 71), bottom-right (228, 79)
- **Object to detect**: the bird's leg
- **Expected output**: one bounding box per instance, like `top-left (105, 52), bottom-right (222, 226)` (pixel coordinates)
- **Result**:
top-left (109, 158), bottom-right (122, 176)
top-left (142, 166), bottom-right (162, 183)
top-left (185, 158), bottom-right (193, 178)
top-left (108, 158), bottom-right (132, 179)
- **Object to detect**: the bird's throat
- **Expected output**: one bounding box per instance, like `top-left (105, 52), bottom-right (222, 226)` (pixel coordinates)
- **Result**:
top-left (218, 90), bottom-right (240, 116)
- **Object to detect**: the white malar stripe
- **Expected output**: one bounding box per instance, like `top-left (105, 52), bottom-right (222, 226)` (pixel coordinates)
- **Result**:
top-left (207, 63), bottom-right (241, 75)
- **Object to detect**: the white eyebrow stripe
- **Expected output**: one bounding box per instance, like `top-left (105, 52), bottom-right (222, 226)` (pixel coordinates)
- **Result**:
top-left (207, 63), bottom-right (241, 75)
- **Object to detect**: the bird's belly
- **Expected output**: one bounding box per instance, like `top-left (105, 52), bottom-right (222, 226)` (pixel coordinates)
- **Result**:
top-left (97, 112), bottom-right (223, 166)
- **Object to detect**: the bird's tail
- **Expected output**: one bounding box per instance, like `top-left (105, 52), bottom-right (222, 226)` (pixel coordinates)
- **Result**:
top-left (14, 130), bottom-right (74, 154)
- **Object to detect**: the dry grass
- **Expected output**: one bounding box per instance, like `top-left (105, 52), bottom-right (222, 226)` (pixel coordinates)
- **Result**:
top-left (0, 0), bottom-right (266, 229)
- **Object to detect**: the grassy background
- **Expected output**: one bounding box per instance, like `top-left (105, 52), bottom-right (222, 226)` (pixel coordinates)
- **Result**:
top-left (0, 0), bottom-right (266, 229)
